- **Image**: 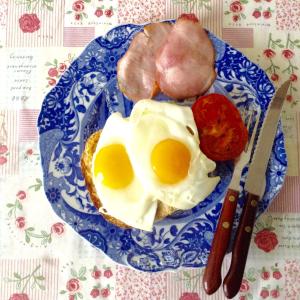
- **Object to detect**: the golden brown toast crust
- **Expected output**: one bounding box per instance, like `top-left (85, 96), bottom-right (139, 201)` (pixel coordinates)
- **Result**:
top-left (80, 130), bottom-right (177, 229)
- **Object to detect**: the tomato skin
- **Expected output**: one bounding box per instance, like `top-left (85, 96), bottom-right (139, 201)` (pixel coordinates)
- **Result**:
top-left (192, 94), bottom-right (248, 161)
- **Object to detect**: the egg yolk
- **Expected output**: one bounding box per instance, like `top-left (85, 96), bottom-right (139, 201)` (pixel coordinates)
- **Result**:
top-left (151, 138), bottom-right (191, 184)
top-left (94, 144), bottom-right (134, 189)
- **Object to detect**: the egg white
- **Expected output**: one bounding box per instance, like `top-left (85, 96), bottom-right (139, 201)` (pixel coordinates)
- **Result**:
top-left (91, 112), bottom-right (157, 231)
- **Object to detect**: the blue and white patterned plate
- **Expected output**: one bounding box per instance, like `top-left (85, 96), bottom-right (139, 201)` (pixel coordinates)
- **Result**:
top-left (38, 22), bottom-right (287, 272)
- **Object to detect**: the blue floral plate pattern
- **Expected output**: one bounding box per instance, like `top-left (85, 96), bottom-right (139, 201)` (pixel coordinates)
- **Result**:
top-left (38, 22), bottom-right (287, 272)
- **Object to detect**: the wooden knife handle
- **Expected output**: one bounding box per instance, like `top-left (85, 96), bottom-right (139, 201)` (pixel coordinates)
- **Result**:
top-left (203, 189), bottom-right (240, 295)
top-left (223, 192), bottom-right (260, 299)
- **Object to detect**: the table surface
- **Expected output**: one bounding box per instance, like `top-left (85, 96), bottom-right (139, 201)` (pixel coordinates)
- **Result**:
top-left (0, 1), bottom-right (300, 299)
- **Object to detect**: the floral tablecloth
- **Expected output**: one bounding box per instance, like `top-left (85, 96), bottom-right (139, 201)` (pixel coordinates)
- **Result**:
top-left (0, 1), bottom-right (300, 299)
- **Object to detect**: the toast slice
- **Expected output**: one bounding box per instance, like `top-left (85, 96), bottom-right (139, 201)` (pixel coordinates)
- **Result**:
top-left (81, 130), bottom-right (177, 229)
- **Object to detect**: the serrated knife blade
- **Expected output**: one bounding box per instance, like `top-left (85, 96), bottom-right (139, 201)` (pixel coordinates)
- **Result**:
top-left (223, 80), bottom-right (290, 299)
top-left (244, 80), bottom-right (290, 197)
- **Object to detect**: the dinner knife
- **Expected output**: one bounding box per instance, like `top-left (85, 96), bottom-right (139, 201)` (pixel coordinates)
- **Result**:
top-left (223, 80), bottom-right (290, 299)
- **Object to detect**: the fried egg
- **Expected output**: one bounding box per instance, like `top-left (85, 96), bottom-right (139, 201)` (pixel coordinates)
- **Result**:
top-left (91, 100), bottom-right (220, 231)
top-left (91, 113), bottom-right (157, 231)
top-left (128, 100), bottom-right (220, 210)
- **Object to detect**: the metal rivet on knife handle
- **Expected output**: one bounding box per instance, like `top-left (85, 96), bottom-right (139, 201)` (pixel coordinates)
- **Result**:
top-left (251, 200), bottom-right (257, 207)
top-left (229, 195), bottom-right (235, 202)
top-left (222, 222), bottom-right (230, 229)
top-left (245, 226), bottom-right (252, 233)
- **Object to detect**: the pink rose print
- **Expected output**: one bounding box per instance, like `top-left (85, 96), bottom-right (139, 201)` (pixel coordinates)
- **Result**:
top-left (179, 292), bottom-right (201, 300)
top-left (51, 222), bottom-right (64, 235)
top-left (252, 10), bottom-right (261, 18)
top-left (271, 74), bottom-right (279, 81)
top-left (16, 190), bottom-right (26, 200)
top-left (16, 216), bottom-right (25, 229)
top-left (263, 10), bottom-right (272, 19)
top-left (273, 270), bottom-right (282, 280)
top-left (72, 0), bottom-right (84, 12)
top-left (239, 279), bottom-right (250, 292)
top-left (270, 289), bottom-right (280, 298)
top-left (101, 288), bottom-right (110, 298)
top-left (260, 289), bottom-right (270, 299)
top-left (104, 269), bottom-right (113, 278)
top-left (9, 293), bottom-right (29, 300)
top-left (290, 74), bottom-right (297, 82)
top-left (0, 144), bottom-right (8, 154)
top-left (0, 145), bottom-right (9, 165)
top-left (19, 13), bottom-right (40, 33)
top-left (232, 15), bottom-right (240, 22)
top-left (225, 1), bottom-right (246, 22)
top-left (26, 149), bottom-right (33, 155)
top-left (239, 296), bottom-right (246, 300)
top-left (60, 266), bottom-right (88, 298)
top-left (67, 0), bottom-right (88, 21)
top-left (92, 269), bottom-right (101, 279)
top-left (46, 55), bottom-right (74, 88)
top-left (66, 278), bottom-right (80, 292)
top-left (0, 156), bottom-right (7, 165)
top-left (69, 295), bottom-right (75, 300)
top-left (263, 34), bottom-right (299, 107)
top-left (230, 1), bottom-right (243, 13)
top-left (105, 8), bottom-right (113, 18)
top-left (58, 63), bottom-right (67, 73)
top-left (90, 288), bottom-right (100, 298)
top-left (263, 48), bottom-right (276, 58)
top-left (48, 68), bottom-right (58, 77)
top-left (261, 268), bottom-right (270, 280)
top-left (95, 8), bottom-right (103, 18)
top-left (282, 49), bottom-right (294, 60)
top-left (48, 78), bottom-right (56, 86)
top-left (254, 229), bottom-right (278, 252)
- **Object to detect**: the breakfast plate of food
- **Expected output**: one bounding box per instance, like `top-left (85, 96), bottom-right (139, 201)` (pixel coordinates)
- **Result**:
top-left (38, 14), bottom-right (287, 271)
